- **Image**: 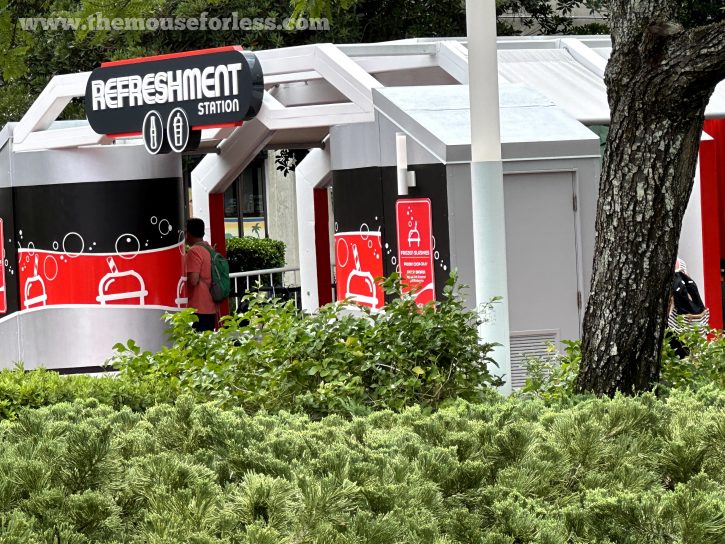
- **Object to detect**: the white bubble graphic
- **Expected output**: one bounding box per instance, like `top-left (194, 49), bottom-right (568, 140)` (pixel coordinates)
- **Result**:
top-left (62, 232), bottom-right (85, 258)
top-left (159, 219), bottom-right (172, 236)
top-left (336, 238), bottom-right (350, 268)
top-left (43, 255), bottom-right (58, 281)
top-left (115, 234), bottom-right (141, 260)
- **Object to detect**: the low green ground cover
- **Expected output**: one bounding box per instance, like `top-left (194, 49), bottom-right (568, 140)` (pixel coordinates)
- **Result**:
top-left (0, 366), bottom-right (175, 420)
top-left (1, 278), bottom-right (724, 543)
top-left (1, 391), bottom-right (723, 543)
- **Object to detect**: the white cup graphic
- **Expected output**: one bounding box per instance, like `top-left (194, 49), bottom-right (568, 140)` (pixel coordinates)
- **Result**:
top-left (407, 220), bottom-right (421, 247)
top-left (175, 275), bottom-right (188, 307)
top-left (24, 255), bottom-right (48, 309)
top-left (345, 244), bottom-right (379, 308)
top-left (96, 257), bottom-right (149, 305)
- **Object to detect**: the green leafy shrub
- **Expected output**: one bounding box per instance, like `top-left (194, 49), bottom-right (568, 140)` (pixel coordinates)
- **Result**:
top-left (0, 392), bottom-right (724, 543)
top-left (225, 236), bottom-right (286, 273)
top-left (521, 340), bottom-right (581, 403)
top-left (0, 365), bottom-right (177, 421)
top-left (523, 321), bottom-right (725, 401)
top-left (660, 322), bottom-right (725, 391)
top-left (110, 274), bottom-right (503, 416)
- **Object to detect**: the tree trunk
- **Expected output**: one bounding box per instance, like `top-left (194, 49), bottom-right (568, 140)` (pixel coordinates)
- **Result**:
top-left (576, 1), bottom-right (725, 396)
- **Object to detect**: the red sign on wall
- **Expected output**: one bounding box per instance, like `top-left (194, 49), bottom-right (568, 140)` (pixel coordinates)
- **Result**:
top-left (0, 219), bottom-right (6, 314)
top-left (396, 198), bottom-right (435, 306)
top-left (17, 244), bottom-right (185, 310)
top-left (335, 231), bottom-right (384, 310)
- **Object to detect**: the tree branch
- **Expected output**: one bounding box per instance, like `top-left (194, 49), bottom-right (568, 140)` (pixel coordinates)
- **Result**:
top-left (678, 20), bottom-right (725, 88)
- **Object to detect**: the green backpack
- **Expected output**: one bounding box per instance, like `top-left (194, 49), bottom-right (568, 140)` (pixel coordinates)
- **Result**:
top-left (195, 243), bottom-right (230, 303)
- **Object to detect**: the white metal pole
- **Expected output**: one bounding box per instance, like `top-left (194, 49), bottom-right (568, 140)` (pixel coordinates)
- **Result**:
top-left (396, 132), bottom-right (409, 196)
top-left (466, 0), bottom-right (512, 395)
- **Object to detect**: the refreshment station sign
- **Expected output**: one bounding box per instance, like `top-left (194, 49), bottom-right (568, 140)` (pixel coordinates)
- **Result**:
top-left (85, 46), bottom-right (264, 154)
top-left (396, 198), bottom-right (435, 306)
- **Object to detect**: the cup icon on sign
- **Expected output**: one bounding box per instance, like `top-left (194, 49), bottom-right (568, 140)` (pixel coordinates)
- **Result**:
top-left (175, 275), bottom-right (188, 307)
top-left (96, 257), bottom-right (149, 305)
top-left (345, 244), bottom-right (379, 308)
top-left (408, 221), bottom-right (421, 247)
top-left (24, 255), bottom-right (48, 309)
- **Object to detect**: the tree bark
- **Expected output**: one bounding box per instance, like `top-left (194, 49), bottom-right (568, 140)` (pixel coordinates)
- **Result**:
top-left (576, 1), bottom-right (725, 396)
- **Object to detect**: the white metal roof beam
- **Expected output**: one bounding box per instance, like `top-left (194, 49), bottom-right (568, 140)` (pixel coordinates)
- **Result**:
top-left (265, 70), bottom-right (321, 86)
top-left (437, 41), bottom-right (469, 84)
top-left (193, 118), bottom-right (273, 196)
top-left (13, 126), bottom-right (110, 152)
top-left (255, 45), bottom-right (316, 75)
top-left (201, 126), bottom-right (237, 141)
top-left (356, 55), bottom-right (438, 74)
top-left (14, 72), bottom-right (90, 144)
top-left (338, 43), bottom-right (438, 57)
top-left (313, 44), bottom-right (382, 110)
top-left (262, 102), bottom-right (371, 131)
top-left (559, 38), bottom-right (607, 78)
top-left (270, 79), bottom-right (348, 107)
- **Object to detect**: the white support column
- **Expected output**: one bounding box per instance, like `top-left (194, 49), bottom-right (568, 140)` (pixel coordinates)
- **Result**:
top-left (295, 146), bottom-right (332, 311)
top-left (467, 0), bottom-right (512, 395)
top-left (396, 133), bottom-right (409, 196)
top-left (190, 180), bottom-right (212, 240)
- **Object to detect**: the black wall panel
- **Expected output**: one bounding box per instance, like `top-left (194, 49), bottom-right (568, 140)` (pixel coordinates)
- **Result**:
top-left (332, 164), bottom-right (451, 301)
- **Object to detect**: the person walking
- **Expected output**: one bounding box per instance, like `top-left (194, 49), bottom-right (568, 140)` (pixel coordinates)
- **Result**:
top-left (185, 218), bottom-right (218, 332)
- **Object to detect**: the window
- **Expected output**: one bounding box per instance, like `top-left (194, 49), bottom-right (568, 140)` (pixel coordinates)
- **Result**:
top-left (224, 182), bottom-right (240, 239)
top-left (223, 158), bottom-right (267, 239)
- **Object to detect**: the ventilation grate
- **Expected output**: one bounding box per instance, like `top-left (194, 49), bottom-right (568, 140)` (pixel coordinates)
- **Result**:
top-left (509, 330), bottom-right (559, 389)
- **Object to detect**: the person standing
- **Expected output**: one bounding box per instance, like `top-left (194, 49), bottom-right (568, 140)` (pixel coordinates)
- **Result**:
top-left (185, 218), bottom-right (218, 332)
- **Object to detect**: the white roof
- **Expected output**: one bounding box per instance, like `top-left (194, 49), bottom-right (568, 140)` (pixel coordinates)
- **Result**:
top-left (373, 83), bottom-right (599, 162)
top-left (11, 35), bottom-right (725, 155)
top-left (497, 48), bottom-right (609, 124)
top-left (493, 37), bottom-right (725, 122)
